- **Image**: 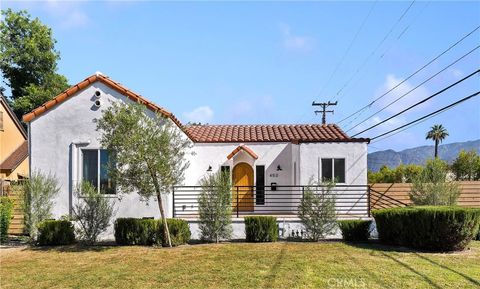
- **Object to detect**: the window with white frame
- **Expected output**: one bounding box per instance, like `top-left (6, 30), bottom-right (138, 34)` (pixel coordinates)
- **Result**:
top-left (82, 149), bottom-right (115, 194)
top-left (321, 158), bottom-right (345, 183)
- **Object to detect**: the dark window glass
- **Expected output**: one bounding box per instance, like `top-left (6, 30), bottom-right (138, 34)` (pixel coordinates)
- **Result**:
top-left (83, 150), bottom-right (98, 189)
top-left (220, 165), bottom-right (230, 176)
top-left (100, 150), bottom-right (115, 194)
top-left (321, 158), bottom-right (333, 182)
top-left (334, 159), bottom-right (345, 183)
top-left (256, 165), bottom-right (265, 205)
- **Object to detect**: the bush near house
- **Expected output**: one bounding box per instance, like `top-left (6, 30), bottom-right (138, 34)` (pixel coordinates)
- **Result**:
top-left (0, 197), bottom-right (14, 243)
top-left (337, 220), bottom-right (372, 242)
top-left (37, 220), bottom-right (75, 246)
top-left (245, 216), bottom-right (278, 242)
top-left (373, 206), bottom-right (480, 251)
top-left (114, 218), bottom-right (190, 246)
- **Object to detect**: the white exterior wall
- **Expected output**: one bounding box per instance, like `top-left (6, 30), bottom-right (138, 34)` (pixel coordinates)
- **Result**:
top-left (29, 82), bottom-right (173, 238)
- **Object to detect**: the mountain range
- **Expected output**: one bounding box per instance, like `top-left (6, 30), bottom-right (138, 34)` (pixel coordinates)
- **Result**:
top-left (367, 139), bottom-right (480, 172)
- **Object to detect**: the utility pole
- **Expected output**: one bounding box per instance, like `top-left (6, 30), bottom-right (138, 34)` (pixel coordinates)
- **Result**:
top-left (312, 101), bottom-right (337, 124)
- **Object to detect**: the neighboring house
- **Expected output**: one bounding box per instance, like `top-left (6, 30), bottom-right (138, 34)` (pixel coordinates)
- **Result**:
top-left (23, 73), bottom-right (369, 238)
top-left (0, 94), bottom-right (28, 181)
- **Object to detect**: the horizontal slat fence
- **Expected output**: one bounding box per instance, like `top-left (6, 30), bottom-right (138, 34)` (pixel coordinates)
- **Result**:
top-left (369, 181), bottom-right (480, 210)
top-left (1, 182), bottom-right (25, 235)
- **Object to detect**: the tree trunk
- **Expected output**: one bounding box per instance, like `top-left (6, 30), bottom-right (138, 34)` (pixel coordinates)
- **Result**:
top-left (156, 193), bottom-right (172, 247)
top-left (434, 139), bottom-right (439, 158)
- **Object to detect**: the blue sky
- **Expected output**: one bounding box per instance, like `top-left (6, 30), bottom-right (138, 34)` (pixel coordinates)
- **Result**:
top-left (2, 1), bottom-right (480, 152)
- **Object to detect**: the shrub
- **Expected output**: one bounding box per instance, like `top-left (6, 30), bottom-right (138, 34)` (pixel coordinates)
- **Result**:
top-left (245, 216), bottom-right (278, 242)
top-left (0, 197), bottom-right (14, 243)
top-left (410, 159), bottom-right (460, 206)
top-left (159, 219), bottom-right (191, 246)
top-left (114, 218), bottom-right (160, 246)
top-left (23, 171), bottom-right (60, 240)
top-left (72, 182), bottom-right (116, 245)
top-left (37, 220), bottom-right (75, 246)
top-left (198, 171), bottom-right (232, 243)
top-left (373, 206), bottom-right (480, 251)
top-left (338, 220), bottom-right (372, 242)
top-left (114, 218), bottom-right (190, 246)
top-left (297, 182), bottom-right (337, 241)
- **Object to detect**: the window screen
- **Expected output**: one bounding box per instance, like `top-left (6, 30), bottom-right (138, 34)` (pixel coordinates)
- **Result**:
top-left (334, 159), bottom-right (345, 183)
top-left (256, 165), bottom-right (265, 205)
top-left (83, 150), bottom-right (98, 188)
top-left (82, 149), bottom-right (115, 194)
top-left (321, 159), bottom-right (333, 182)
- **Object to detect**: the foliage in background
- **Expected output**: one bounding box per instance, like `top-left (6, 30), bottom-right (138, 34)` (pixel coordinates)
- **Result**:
top-left (198, 171), bottom-right (232, 243)
top-left (22, 171), bottom-right (60, 241)
top-left (297, 182), bottom-right (337, 241)
top-left (37, 220), bottom-right (75, 246)
top-left (114, 218), bottom-right (190, 246)
top-left (72, 182), bottom-right (116, 245)
top-left (451, 150), bottom-right (480, 181)
top-left (373, 206), bottom-right (480, 251)
top-left (96, 102), bottom-right (192, 247)
top-left (368, 164), bottom-right (423, 183)
top-left (0, 9), bottom-right (69, 119)
top-left (410, 158), bottom-right (460, 205)
top-left (244, 216), bottom-right (278, 242)
top-left (337, 220), bottom-right (371, 242)
top-left (0, 197), bottom-right (14, 243)
top-left (426, 124), bottom-right (449, 158)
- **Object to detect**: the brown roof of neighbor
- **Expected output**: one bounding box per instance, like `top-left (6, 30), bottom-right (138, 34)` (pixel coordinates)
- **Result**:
top-left (0, 141), bottom-right (28, 171)
top-left (186, 124), bottom-right (369, 143)
top-left (22, 73), bottom-right (193, 139)
top-left (227, 145), bottom-right (259, 160)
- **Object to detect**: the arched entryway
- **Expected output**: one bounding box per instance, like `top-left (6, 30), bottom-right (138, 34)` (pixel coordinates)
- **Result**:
top-left (232, 162), bottom-right (254, 212)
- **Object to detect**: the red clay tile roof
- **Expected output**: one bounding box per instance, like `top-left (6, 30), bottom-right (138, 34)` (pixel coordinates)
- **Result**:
top-left (22, 73), bottom-right (193, 140)
top-left (227, 145), bottom-right (259, 160)
top-left (0, 141), bottom-right (28, 171)
top-left (186, 124), bottom-right (369, 143)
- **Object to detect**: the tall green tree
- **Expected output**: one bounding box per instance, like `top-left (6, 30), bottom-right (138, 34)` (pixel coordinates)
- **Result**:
top-left (96, 102), bottom-right (192, 247)
top-left (451, 150), bottom-right (480, 181)
top-left (426, 124), bottom-right (449, 158)
top-left (0, 9), bottom-right (69, 118)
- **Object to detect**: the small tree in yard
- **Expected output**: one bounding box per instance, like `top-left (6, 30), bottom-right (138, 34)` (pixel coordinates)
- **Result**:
top-left (22, 171), bottom-right (60, 241)
top-left (410, 158), bottom-right (460, 206)
top-left (298, 182), bottom-right (337, 241)
top-left (96, 102), bottom-right (191, 247)
top-left (198, 171), bottom-right (232, 243)
top-left (72, 182), bottom-right (116, 245)
top-left (451, 150), bottom-right (480, 181)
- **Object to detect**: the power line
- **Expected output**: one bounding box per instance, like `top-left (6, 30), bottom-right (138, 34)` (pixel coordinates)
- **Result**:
top-left (337, 24), bottom-right (480, 125)
top-left (316, 1), bottom-right (378, 100)
top-left (369, 90), bottom-right (480, 141)
top-left (333, 0), bottom-right (418, 101)
top-left (346, 45), bottom-right (480, 132)
top-left (352, 69), bottom-right (480, 137)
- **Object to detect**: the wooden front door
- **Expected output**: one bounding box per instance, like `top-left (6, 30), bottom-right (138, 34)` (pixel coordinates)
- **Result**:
top-left (233, 163), bottom-right (254, 212)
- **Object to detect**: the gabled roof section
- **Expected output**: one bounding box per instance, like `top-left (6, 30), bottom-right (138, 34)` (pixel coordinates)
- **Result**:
top-left (227, 144), bottom-right (258, 160)
top-left (186, 124), bottom-right (369, 143)
top-left (0, 93), bottom-right (27, 139)
top-left (22, 73), bottom-right (193, 139)
top-left (0, 141), bottom-right (28, 171)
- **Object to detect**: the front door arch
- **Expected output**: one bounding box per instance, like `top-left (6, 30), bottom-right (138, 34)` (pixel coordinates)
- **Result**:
top-left (232, 162), bottom-right (254, 212)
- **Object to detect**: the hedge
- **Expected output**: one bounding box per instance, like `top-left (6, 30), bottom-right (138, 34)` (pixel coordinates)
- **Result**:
top-left (372, 206), bottom-right (480, 251)
top-left (37, 220), bottom-right (75, 246)
top-left (245, 216), bottom-right (278, 242)
top-left (114, 218), bottom-right (190, 246)
top-left (338, 220), bottom-right (371, 242)
top-left (0, 197), bottom-right (14, 243)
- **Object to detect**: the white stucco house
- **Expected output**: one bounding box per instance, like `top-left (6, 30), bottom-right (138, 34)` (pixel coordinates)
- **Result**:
top-left (23, 73), bottom-right (370, 239)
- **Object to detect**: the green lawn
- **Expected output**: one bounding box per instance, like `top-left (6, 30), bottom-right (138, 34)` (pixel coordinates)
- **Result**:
top-left (1, 241), bottom-right (479, 289)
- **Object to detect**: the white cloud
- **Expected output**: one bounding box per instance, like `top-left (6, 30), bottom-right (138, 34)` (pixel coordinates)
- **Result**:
top-left (44, 1), bottom-right (90, 29)
top-left (375, 74), bottom-right (430, 114)
top-left (183, 106), bottom-right (214, 124)
top-left (279, 23), bottom-right (314, 52)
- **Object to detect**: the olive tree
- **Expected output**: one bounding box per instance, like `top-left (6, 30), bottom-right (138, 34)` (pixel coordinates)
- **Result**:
top-left (297, 182), bottom-right (337, 241)
top-left (198, 171), bottom-right (232, 243)
top-left (96, 102), bottom-right (191, 247)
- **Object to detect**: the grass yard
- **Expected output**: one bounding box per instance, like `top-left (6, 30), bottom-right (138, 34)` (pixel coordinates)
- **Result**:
top-left (1, 241), bottom-right (479, 289)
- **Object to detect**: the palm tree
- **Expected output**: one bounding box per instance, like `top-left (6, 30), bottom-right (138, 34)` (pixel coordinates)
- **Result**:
top-left (426, 124), bottom-right (449, 158)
